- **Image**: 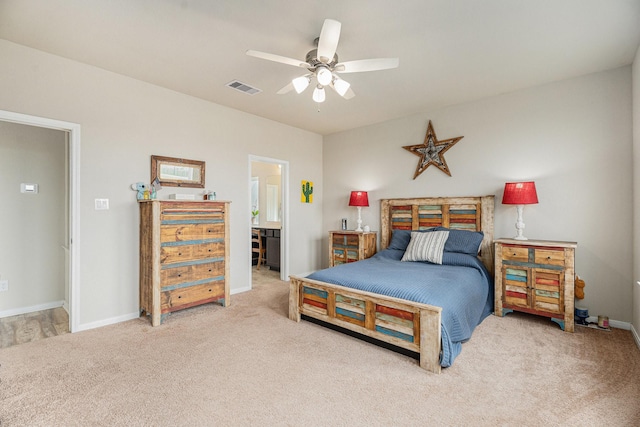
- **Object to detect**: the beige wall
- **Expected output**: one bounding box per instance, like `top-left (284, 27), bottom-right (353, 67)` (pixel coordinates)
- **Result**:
top-left (0, 121), bottom-right (66, 313)
top-left (324, 66), bottom-right (634, 324)
top-left (0, 39), bottom-right (323, 329)
top-left (632, 44), bottom-right (640, 342)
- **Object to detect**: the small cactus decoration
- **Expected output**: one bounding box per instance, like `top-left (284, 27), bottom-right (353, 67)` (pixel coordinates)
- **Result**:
top-left (301, 180), bottom-right (314, 203)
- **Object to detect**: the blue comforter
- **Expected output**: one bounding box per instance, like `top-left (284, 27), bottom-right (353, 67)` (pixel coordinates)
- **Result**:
top-left (307, 248), bottom-right (493, 367)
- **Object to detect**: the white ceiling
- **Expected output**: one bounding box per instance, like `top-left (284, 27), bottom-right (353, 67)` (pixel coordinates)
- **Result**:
top-left (1, 0), bottom-right (639, 135)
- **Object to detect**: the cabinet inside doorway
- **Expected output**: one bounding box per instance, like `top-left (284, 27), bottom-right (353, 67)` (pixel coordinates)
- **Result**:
top-left (253, 227), bottom-right (280, 271)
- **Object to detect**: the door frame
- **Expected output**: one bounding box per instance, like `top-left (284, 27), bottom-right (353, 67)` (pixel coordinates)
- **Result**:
top-left (0, 110), bottom-right (81, 332)
top-left (249, 155), bottom-right (289, 283)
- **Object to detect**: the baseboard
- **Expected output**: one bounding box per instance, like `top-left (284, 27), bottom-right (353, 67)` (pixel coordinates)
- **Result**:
top-left (232, 285), bottom-right (252, 294)
top-left (75, 311), bottom-right (140, 332)
top-left (585, 315), bottom-right (630, 330)
top-left (0, 300), bottom-right (65, 319)
top-left (76, 288), bottom-right (253, 332)
top-left (631, 324), bottom-right (640, 350)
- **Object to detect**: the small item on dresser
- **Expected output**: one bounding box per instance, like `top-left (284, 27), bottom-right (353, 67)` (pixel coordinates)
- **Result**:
top-left (363, 225), bottom-right (370, 232)
top-left (341, 218), bottom-right (347, 230)
top-left (131, 182), bottom-right (148, 200)
top-left (150, 177), bottom-right (161, 199)
top-left (168, 193), bottom-right (196, 200)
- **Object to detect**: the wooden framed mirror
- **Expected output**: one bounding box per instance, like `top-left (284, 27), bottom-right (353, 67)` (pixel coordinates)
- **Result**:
top-left (151, 155), bottom-right (205, 188)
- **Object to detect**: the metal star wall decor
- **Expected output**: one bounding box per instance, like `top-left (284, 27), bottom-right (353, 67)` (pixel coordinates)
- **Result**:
top-left (403, 121), bottom-right (463, 179)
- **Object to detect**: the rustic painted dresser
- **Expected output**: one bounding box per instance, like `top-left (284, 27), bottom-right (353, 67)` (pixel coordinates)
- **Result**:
top-left (139, 200), bottom-right (230, 326)
top-left (328, 230), bottom-right (377, 267)
top-left (494, 238), bottom-right (577, 332)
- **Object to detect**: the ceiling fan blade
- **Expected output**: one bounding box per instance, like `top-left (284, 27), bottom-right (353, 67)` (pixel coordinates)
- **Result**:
top-left (246, 50), bottom-right (310, 68)
top-left (317, 19), bottom-right (341, 63)
top-left (276, 82), bottom-right (294, 95)
top-left (335, 58), bottom-right (399, 73)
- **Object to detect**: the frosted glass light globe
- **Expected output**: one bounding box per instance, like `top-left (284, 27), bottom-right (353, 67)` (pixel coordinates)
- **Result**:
top-left (316, 67), bottom-right (332, 86)
top-left (312, 85), bottom-right (326, 103)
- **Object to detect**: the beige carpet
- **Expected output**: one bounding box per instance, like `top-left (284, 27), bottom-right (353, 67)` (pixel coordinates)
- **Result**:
top-left (1, 273), bottom-right (639, 426)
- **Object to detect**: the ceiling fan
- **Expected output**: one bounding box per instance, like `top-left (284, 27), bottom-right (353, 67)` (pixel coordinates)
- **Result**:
top-left (246, 19), bottom-right (399, 103)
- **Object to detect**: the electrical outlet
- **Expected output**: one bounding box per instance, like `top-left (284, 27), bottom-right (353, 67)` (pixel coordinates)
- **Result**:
top-left (0, 280), bottom-right (8, 292)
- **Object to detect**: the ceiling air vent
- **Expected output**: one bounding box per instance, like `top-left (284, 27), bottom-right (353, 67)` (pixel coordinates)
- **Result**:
top-left (226, 80), bottom-right (262, 95)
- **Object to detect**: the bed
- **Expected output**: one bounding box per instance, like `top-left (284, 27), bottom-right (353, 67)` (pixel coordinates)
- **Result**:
top-left (288, 196), bottom-right (495, 373)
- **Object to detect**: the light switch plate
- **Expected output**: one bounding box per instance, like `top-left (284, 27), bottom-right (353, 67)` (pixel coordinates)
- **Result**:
top-left (0, 280), bottom-right (8, 292)
top-left (95, 199), bottom-right (109, 210)
top-left (20, 183), bottom-right (39, 194)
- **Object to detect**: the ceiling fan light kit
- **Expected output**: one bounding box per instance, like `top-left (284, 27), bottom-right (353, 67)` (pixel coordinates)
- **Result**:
top-left (332, 76), bottom-right (350, 96)
top-left (312, 85), bottom-right (326, 103)
top-left (292, 75), bottom-right (311, 94)
top-left (316, 66), bottom-right (333, 86)
top-left (246, 18), bottom-right (399, 104)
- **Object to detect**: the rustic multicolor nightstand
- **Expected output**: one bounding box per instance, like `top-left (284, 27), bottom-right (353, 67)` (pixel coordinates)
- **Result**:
top-left (494, 238), bottom-right (577, 332)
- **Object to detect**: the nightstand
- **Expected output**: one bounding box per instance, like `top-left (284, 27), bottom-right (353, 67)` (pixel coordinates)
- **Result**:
top-left (494, 238), bottom-right (577, 332)
top-left (329, 230), bottom-right (377, 267)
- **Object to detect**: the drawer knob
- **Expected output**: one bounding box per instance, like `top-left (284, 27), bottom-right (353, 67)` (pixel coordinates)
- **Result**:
top-left (177, 274), bottom-right (182, 278)
top-left (547, 256), bottom-right (551, 260)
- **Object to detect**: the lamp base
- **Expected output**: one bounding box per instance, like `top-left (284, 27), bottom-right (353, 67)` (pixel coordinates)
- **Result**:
top-left (356, 206), bottom-right (362, 231)
top-left (513, 204), bottom-right (528, 241)
top-left (355, 206), bottom-right (363, 232)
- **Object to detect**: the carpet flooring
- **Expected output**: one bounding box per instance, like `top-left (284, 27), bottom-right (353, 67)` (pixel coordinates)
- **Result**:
top-left (1, 271), bottom-right (639, 426)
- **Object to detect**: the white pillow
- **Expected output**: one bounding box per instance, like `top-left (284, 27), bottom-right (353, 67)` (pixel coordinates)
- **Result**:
top-left (401, 230), bottom-right (449, 264)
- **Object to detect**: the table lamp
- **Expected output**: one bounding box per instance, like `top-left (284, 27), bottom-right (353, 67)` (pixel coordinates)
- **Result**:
top-left (502, 181), bottom-right (538, 240)
top-left (349, 191), bottom-right (369, 232)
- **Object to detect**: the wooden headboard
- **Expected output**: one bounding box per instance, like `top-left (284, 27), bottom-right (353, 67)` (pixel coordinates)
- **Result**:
top-left (380, 196), bottom-right (495, 274)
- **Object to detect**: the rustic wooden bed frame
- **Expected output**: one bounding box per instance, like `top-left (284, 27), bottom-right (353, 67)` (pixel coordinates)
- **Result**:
top-left (289, 196), bottom-right (495, 373)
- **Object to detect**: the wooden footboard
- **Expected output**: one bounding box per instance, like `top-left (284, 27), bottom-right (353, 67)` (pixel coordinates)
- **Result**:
top-left (289, 275), bottom-right (442, 374)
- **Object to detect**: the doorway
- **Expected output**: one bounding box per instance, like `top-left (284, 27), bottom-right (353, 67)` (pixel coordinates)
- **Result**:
top-left (249, 155), bottom-right (289, 284)
top-left (0, 110), bottom-right (80, 333)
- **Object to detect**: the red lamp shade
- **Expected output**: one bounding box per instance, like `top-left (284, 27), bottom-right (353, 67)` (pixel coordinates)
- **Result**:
top-left (502, 181), bottom-right (538, 205)
top-left (349, 191), bottom-right (369, 207)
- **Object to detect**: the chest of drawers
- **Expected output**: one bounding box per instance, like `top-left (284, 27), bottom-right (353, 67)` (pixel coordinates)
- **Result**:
top-left (494, 238), bottom-right (576, 332)
top-left (329, 230), bottom-right (377, 267)
top-left (139, 200), bottom-right (230, 326)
